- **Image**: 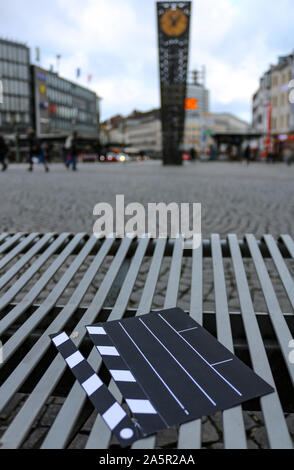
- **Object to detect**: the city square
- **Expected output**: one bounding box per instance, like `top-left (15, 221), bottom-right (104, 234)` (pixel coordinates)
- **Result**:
top-left (0, 160), bottom-right (293, 237)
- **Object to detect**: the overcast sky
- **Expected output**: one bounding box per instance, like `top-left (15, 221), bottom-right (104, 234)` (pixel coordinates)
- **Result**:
top-left (1, 0), bottom-right (293, 122)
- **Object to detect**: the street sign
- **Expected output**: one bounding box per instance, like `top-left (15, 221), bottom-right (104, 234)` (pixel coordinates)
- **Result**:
top-left (185, 98), bottom-right (198, 110)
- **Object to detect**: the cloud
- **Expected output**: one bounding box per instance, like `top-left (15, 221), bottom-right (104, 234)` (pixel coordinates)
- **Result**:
top-left (0, 0), bottom-right (293, 121)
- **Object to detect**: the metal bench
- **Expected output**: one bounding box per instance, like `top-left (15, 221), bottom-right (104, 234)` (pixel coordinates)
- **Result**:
top-left (0, 233), bottom-right (293, 449)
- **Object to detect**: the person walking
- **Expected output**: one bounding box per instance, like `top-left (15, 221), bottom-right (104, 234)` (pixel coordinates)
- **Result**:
top-left (27, 130), bottom-right (49, 172)
top-left (190, 147), bottom-right (196, 162)
top-left (39, 142), bottom-right (50, 172)
top-left (64, 135), bottom-right (72, 169)
top-left (0, 135), bottom-right (9, 172)
top-left (243, 144), bottom-right (251, 165)
top-left (70, 131), bottom-right (79, 171)
top-left (284, 146), bottom-right (293, 166)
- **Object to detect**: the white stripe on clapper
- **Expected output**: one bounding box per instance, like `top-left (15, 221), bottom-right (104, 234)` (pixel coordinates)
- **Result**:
top-left (139, 319), bottom-right (216, 407)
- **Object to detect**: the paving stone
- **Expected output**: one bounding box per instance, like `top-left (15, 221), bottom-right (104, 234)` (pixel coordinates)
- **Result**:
top-left (202, 420), bottom-right (219, 444)
top-left (247, 439), bottom-right (259, 449)
top-left (209, 413), bottom-right (223, 433)
top-left (22, 428), bottom-right (48, 449)
top-left (286, 415), bottom-right (294, 437)
top-left (68, 433), bottom-right (89, 449)
top-left (81, 411), bottom-right (98, 433)
top-left (251, 427), bottom-right (270, 449)
top-left (251, 412), bottom-right (264, 425)
top-left (40, 404), bottom-right (62, 427)
top-left (156, 427), bottom-right (178, 448)
top-left (210, 442), bottom-right (224, 449)
top-left (53, 397), bottom-right (66, 405)
top-left (242, 412), bottom-right (257, 431)
top-left (0, 393), bottom-right (26, 421)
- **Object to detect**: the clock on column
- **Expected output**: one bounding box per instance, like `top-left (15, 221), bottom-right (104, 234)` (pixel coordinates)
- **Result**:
top-left (160, 8), bottom-right (188, 37)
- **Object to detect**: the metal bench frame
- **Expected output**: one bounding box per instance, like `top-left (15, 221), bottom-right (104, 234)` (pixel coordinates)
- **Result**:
top-left (0, 233), bottom-right (293, 449)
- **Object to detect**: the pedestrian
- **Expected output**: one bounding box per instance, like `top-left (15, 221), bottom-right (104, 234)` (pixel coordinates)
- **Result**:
top-left (70, 131), bottom-right (79, 171)
top-left (64, 135), bottom-right (72, 169)
top-left (243, 144), bottom-right (251, 165)
top-left (39, 142), bottom-right (50, 172)
top-left (284, 146), bottom-right (293, 166)
top-left (0, 135), bottom-right (9, 171)
top-left (209, 144), bottom-right (216, 161)
top-left (27, 130), bottom-right (49, 172)
top-left (190, 147), bottom-right (196, 162)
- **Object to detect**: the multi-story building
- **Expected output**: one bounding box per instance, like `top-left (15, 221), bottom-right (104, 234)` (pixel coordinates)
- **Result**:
top-left (101, 69), bottom-right (249, 156)
top-left (184, 80), bottom-right (210, 150)
top-left (0, 38), bottom-right (32, 134)
top-left (0, 38), bottom-right (101, 140)
top-left (212, 113), bottom-right (250, 133)
top-left (252, 53), bottom-right (294, 151)
top-left (101, 110), bottom-right (162, 155)
top-left (252, 71), bottom-right (271, 134)
top-left (32, 65), bottom-right (99, 137)
top-left (270, 56), bottom-right (293, 134)
top-left (125, 109), bottom-right (162, 155)
top-left (101, 108), bottom-right (249, 155)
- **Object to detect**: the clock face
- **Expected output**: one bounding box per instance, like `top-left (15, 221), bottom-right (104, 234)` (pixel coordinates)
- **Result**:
top-left (160, 8), bottom-right (188, 37)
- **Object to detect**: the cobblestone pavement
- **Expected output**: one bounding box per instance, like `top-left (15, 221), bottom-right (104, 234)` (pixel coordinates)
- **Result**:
top-left (0, 161), bottom-right (294, 449)
top-left (0, 160), bottom-right (293, 236)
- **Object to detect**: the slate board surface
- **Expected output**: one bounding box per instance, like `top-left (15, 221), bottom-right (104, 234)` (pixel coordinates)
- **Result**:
top-left (86, 308), bottom-right (274, 438)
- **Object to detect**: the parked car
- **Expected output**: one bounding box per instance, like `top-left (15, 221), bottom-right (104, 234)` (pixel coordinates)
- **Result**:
top-left (117, 153), bottom-right (131, 163)
top-left (78, 153), bottom-right (98, 163)
top-left (106, 153), bottom-right (118, 162)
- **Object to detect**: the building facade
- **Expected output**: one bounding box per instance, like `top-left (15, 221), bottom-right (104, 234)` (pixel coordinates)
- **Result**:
top-left (32, 65), bottom-right (99, 137)
top-left (125, 109), bottom-right (162, 155)
top-left (252, 53), bottom-right (294, 151)
top-left (252, 71), bottom-right (271, 134)
top-left (101, 108), bottom-right (249, 155)
top-left (0, 39), bottom-right (32, 134)
top-left (184, 82), bottom-right (210, 150)
top-left (270, 57), bottom-right (293, 134)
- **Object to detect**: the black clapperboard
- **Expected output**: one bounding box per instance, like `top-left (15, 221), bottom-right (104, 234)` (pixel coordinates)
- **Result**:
top-left (50, 308), bottom-right (274, 447)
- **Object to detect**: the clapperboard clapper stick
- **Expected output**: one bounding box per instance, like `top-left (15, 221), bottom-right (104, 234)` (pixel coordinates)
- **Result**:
top-left (51, 308), bottom-right (274, 447)
top-left (50, 332), bottom-right (141, 447)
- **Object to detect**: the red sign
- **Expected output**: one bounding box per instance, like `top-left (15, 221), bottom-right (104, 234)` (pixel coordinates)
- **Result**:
top-left (185, 98), bottom-right (198, 110)
top-left (48, 104), bottom-right (57, 115)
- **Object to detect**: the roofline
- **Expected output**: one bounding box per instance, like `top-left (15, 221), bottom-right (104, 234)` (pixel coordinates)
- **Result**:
top-left (211, 112), bottom-right (249, 126)
top-left (31, 64), bottom-right (98, 97)
top-left (0, 37), bottom-right (28, 49)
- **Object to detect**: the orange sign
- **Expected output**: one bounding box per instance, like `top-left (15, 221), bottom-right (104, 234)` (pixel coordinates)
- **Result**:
top-left (185, 98), bottom-right (198, 110)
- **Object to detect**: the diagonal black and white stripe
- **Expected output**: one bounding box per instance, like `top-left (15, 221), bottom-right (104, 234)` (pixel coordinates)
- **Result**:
top-left (50, 332), bottom-right (140, 448)
top-left (86, 325), bottom-right (166, 435)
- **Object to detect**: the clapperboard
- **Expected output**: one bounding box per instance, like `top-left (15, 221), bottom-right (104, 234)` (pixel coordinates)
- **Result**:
top-left (51, 308), bottom-right (274, 448)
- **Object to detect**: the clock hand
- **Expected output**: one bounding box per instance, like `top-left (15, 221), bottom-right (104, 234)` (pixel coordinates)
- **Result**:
top-left (172, 13), bottom-right (181, 26)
